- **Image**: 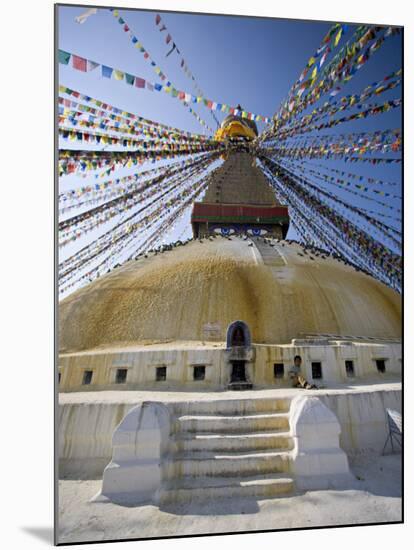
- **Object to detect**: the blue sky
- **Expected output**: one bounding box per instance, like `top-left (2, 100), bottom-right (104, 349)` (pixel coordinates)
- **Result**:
top-left (58, 7), bottom-right (333, 133)
top-left (58, 5), bottom-right (402, 295)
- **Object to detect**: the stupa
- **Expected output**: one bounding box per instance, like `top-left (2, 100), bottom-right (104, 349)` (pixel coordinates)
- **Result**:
top-left (59, 112), bottom-right (401, 392)
top-left (58, 113), bottom-right (401, 502)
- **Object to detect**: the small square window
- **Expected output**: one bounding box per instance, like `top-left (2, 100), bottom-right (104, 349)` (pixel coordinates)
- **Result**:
top-left (274, 363), bottom-right (284, 379)
top-left (345, 360), bottom-right (354, 377)
top-left (376, 359), bottom-right (386, 373)
top-left (311, 362), bottom-right (322, 379)
top-left (193, 366), bottom-right (205, 380)
top-left (115, 368), bottom-right (128, 384)
top-left (156, 366), bottom-right (167, 381)
top-left (82, 370), bottom-right (93, 385)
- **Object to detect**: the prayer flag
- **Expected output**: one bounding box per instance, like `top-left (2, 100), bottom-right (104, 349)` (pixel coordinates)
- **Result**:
top-left (102, 65), bottom-right (113, 79)
top-left (155, 14), bottom-right (161, 25)
top-left (125, 73), bottom-right (135, 85)
top-left (87, 60), bottom-right (99, 71)
top-left (72, 55), bottom-right (87, 72)
top-left (319, 51), bottom-right (328, 68)
top-left (334, 27), bottom-right (343, 47)
top-left (166, 42), bottom-right (177, 57)
top-left (58, 49), bottom-right (71, 65)
top-left (75, 7), bottom-right (97, 24)
top-left (114, 70), bottom-right (124, 80)
top-left (135, 77), bottom-right (146, 88)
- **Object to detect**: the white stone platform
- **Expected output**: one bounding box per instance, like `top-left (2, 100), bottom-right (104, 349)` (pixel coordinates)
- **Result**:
top-left (58, 381), bottom-right (401, 481)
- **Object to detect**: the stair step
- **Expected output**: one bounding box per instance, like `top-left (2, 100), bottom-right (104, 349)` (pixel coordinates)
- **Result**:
top-left (174, 412), bottom-right (290, 433)
top-left (160, 474), bottom-right (294, 503)
top-left (174, 431), bottom-right (293, 452)
top-left (168, 398), bottom-right (291, 417)
top-left (164, 449), bottom-right (292, 478)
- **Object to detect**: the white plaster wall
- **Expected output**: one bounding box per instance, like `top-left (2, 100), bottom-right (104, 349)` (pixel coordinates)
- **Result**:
top-left (59, 342), bottom-right (401, 392)
top-left (320, 389), bottom-right (401, 454)
top-left (58, 402), bottom-right (135, 478)
top-left (253, 343), bottom-right (401, 388)
top-left (58, 388), bottom-right (401, 478)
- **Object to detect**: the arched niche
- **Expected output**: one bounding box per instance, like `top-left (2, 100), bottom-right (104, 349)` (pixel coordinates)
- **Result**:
top-left (226, 320), bottom-right (251, 348)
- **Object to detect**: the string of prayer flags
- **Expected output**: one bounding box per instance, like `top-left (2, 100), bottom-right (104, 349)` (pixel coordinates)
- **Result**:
top-left (59, 160), bottom-right (223, 291)
top-left (58, 51), bottom-right (272, 123)
top-left (59, 86), bottom-right (208, 138)
top-left (275, 23), bottom-right (348, 125)
top-left (266, 97), bottom-right (402, 145)
top-left (265, 25), bottom-right (401, 139)
top-left (268, 71), bottom-right (401, 141)
top-left (299, 159), bottom-right (400, 188)
top-left (58, 142), bottom-right (229, 176)
top-left (278, 159), bottom-right (401, 247)
top-left (58, 104), bottom-right (207, 142)
top-left (260, 156), bottom-right (401, 292)
top-left (59, 154), bottom-right (211, 213)
top-left (58, 126), bottom-right (219, 149)
top-left (59, 156), bottom-right (216, 245)
top-left (59, 180), bottom-right (210, 295)
top-left (108, 8), bottom-right (214, 133)
top-left (280, 158), bottom-right (402, 208)
top-left (154, 12), bottom-right (221, 128)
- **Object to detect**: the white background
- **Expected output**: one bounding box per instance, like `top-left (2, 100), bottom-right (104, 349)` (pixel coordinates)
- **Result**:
top-left (0, 0), bottom-right (411, 548)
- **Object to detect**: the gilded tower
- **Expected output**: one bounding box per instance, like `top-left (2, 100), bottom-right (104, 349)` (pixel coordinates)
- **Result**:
top-left (191, 112), bottom-right (290, 239)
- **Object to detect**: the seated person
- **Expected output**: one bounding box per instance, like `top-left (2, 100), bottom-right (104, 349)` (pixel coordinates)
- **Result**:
top-left (289, 355), bottom-right (318, 389)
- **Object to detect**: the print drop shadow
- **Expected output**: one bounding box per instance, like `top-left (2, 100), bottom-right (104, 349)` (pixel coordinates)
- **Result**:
top-left (20, 526), bottom-right (54, 544)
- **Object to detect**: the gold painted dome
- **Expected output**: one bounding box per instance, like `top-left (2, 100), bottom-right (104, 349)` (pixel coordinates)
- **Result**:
top-left (214, 106), bottom-right (258, 141)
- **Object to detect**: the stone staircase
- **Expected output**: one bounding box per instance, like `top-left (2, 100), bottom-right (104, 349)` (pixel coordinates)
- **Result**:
top-left (252, 237), bottom-right (286, 267)
top-left (159, 397), bottom-right (295, 504)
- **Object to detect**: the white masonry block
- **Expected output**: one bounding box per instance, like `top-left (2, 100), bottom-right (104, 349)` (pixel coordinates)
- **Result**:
top-left (290, 395), bottom-right (354, 490)
top-left (92, 401), bottom-right (171, 505)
